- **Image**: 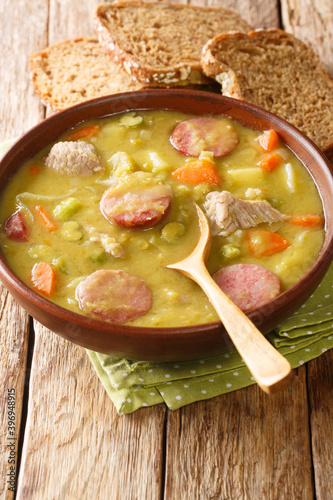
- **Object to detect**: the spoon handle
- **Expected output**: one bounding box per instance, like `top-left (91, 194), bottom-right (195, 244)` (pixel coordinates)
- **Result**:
top-left (179, 263), bottom-right (294, 394)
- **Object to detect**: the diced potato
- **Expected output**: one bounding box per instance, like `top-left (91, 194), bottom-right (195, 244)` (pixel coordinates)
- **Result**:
top-left (60, 221), bottom-right (82, 241)
top-left (227, 168), bottom-right (265, 186)
top-left (109, 152), bottom-right (136, 177)
top-left (53, 197), bottom-right (82, 221)
top-left (162, 222), bottom-right (185, 243)
top-left (132, 151), bottom-right (171, 174)
top-left (284, 163), bottom-right (297, 193)
top-left (199, 150), bottom-right (215, 162)
top-left (148, 152), bottom-right (169, 173)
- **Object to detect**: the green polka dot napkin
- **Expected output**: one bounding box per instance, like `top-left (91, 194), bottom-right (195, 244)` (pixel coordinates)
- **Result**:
top-left (87, 262), bottom-right (333, 414)
top-left (1, 139), bottom-right (332, 414)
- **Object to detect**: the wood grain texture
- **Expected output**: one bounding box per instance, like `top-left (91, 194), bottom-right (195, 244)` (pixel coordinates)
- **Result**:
top-left (207, 0), bottom-right (280, 29)
top-left (13, 1), bottom-right (166, 499)
top-left (0, 0), bottom-right (48, 140)
top-left (281, 0), bottom-right (333, 75)
top-left (307, 350), bottom-right (333, 500)
top-left (1, 0), bottom-right (333, 499)
top-left (0, 293), bottom-right (29, 500)
top-left (282, 2), bottom-right (333, 497)
top-left (165, 368), bottom-right (314, 500)
top-left (16, 324), bottom-right (166, 499)
top-left (0, 1), bottom-right (47, 498)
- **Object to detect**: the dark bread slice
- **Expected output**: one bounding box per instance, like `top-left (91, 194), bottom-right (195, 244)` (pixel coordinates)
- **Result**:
top-left (201, 29), bottom-right (333, 156)
top-left (30, 37), bottom-right (145, 111)
top-left (95, 1), bottom-right (252, 87)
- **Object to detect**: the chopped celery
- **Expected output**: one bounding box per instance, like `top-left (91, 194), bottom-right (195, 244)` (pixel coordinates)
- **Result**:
top-left (52, 256), bottom-right (66, 272)
top-left (119, 114), bottom-right (143, 128)
top-left (89, 247), bottom-right (106, 264)
top-left (53, 197), bottom-right (82, 221)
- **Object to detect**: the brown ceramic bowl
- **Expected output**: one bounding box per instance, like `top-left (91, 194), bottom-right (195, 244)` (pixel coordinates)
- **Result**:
top-left (0, 90), bottom-right (333, 361)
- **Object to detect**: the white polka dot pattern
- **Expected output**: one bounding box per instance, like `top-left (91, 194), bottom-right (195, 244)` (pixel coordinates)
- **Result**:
top-left (86, 259), bottom-right (333, 414)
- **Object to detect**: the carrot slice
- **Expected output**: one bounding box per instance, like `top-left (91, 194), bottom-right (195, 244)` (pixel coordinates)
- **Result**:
top-left (289, 214), bottom-right (324, 228)
top-left (171, 159), bottom-right (221, 185)
top-left (257, 153), bottom-right (282, 172)
top-left (35, 205), bottom-right (57, 232)
top-left (246, 229), bottom-right (290, 257)
top-left (67, 125), bottom-right (100, 141)
top-left (31, 262), bottom-right (55, 296)
top-left (258, 130), bottom-right (279, 152)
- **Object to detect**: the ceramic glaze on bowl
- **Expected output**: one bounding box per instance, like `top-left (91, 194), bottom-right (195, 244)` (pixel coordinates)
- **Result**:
top-left (0, 90), bottom-right (332, 361)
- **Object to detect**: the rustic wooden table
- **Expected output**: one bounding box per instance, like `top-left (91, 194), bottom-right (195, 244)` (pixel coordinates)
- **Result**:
top-left (1, 1), bottom-right (332, 499)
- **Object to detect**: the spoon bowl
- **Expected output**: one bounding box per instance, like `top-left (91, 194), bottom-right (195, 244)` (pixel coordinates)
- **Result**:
top-left (167, 204), bottom-right (294, 394)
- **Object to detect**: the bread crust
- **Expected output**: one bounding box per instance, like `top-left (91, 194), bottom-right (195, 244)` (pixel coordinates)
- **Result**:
top-left (29, 36), bottom-right (145, 111)
top-left (95, 1), bottom-right (252, 87)
top-left (201, 29), bottom-right (333, 153)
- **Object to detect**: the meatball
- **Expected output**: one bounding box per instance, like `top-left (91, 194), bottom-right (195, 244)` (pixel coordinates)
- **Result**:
top-left (45, 141), bottom-right (104, 176)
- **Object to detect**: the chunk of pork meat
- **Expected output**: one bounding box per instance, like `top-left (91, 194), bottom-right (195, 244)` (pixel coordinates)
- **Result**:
top-left (45, 141), bottom-right (104, 176)
top-left (89, 233), bottom-right (125, 258)
top-left (204, 191), bottom-right (287, 237)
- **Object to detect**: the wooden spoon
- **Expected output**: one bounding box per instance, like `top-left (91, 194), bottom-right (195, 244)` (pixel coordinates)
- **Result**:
top-left (167, 204), bottom-right (294, 394)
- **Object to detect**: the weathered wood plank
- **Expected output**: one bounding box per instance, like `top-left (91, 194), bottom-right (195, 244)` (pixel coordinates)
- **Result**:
top-left (16, 324), bottom-right (166, 500)
top-left (165, 368), bottom-right (313, 500)
top-left (48, 0), bottom-right (100, 42)
top-left (307, 350), bottom-right (333, 500)
top-left (163, 2), bottom-right (314, 499)
top-left (15, 1), bottom-right (166, 498)
top-left (207, 0), bottom-right (280, 28)
top-left (281, 0), bottom-right (333, 75)
top-left (0, 1), bottom-right (48, 498)
top-left (0, 0), bottom-right (48, 140)
top-left (2, 0), bottom-right (333, 499)
top-left (281, 3), bottom-right (333, 498)
top-left (0, 294), bottom-right (30, 500)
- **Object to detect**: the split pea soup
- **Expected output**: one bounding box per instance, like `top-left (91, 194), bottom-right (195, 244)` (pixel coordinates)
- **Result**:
top-left (0, 110), bottom-right (325, 327)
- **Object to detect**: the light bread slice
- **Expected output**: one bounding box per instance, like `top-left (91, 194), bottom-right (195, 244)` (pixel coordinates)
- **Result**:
top-left (95, 1), bottom-right (252, 87)
top-left (201, 29), bottom-right (333, 156)
top-left (30, 37), bottom-right (145, 111)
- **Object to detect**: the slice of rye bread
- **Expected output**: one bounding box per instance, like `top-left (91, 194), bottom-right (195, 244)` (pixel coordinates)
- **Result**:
top-left (30, 37), bottom-right (146, 111)
top-left (94, 1), bottom-right (252, 87)
top-left (201, 29), bottom-right (333, 156)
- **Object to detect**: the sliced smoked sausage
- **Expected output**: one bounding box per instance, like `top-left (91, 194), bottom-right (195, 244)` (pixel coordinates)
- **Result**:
top-left (100, 172), bottom-right (172, 229)
top-left (170, 116), bottom-right (239, 157)
top-left (212, 263), bottom-right (281, 312)
top-left (4, 211), bottom-right (29, 242)
top-left (75, 269), bottom-right (152, 323)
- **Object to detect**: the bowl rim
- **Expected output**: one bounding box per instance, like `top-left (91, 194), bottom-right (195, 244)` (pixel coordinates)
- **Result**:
top-left (1, 88), bottom-right (333, 340)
